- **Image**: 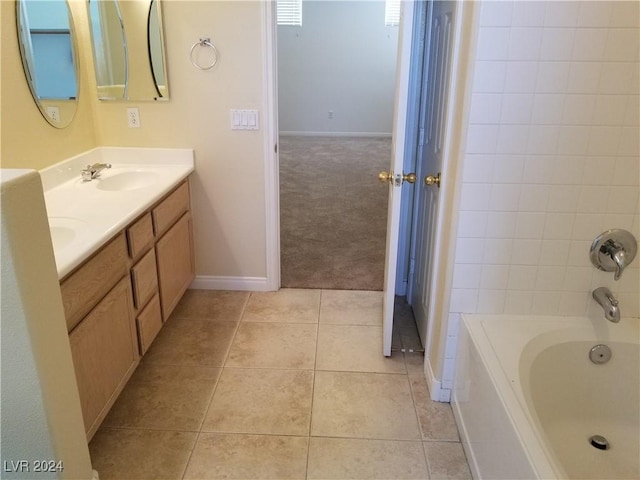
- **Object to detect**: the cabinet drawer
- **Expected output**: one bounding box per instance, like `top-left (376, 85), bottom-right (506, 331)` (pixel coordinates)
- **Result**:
top-left (131, 248), bottom-right (158, 309)
top-left (136, 294), bottom-right (163, 355)
top-left (127, 213), bottom-right (154, 260)
top-left (152, 181), bottom-right (190, 236)
top-left (61, 233), bottom-right (128, 332)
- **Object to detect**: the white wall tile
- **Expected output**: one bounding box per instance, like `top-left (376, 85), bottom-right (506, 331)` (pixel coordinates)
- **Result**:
top-left (583, 157), bottom-right (615, 185)
top-left (617, 266), bottom-right (639, 294)
top-left (543, 213), bottom-right (575, 239)
top-left (452, 264), bottom-right (483, 289)
top-left (539, 28), bottom-right (575, 61)
top-left (539, 239), bottom-right (571, 266)
top-left (510, 239), bottom-right (542, 265)
top-left (477, 290), bottom-right (506, 313)
top-left (518, 185), bottom-right (550, 211)
top-left (466, 124), bottom-right (499, 153)
top-left (587, 126), bottom-right (622, 156)
top-left (531, 94), bottom-right (565, 124)
top-left (515, 212), bottom-right (546, 239)
top-left (496, 125), bottom-right (529, 154)
top-left (447, 313), bottom-right (460, 337)
top-left (500, 94), bottom-right (534, 124)
top-left (457, 211), bottom-right (488, 238)
top-left (460, 183), bottom-right (491, 211)
top-left (536, 62), bottom-right (571, 93)
top-left (527, 126), bottom-right (559, 154)
top-left (562, 94), bottom-right (596, 125)
top-left (607, 187), bottom-right (640, 215)
top-left (563, 266), bottom-right (594, 291)
top-left (449, 288), bottom-right (478, 313)
top-left (469, 93), bottom-right (503, 124)
top-left (610, 2), bottom-right (640, 28)
top-left (598, 63), bottom-right (636, 94)
top-left (507, 265), bottom-right (538, 290)
top-left (604, 28), bottom-right (640, 62)
top-left (480, 1), bottom-right (514, 27)
top-left (603, 214), bottom-right (636, 233)
top-left (558, 291), bottom-right (589, 316)
top-left (473, 61), bottom-right (508, 93)
top-left (504, 62), bottom-right (538, 93)
top-left (593, 94), bottom-right (629, 126)
top-left (477, 27), bottom-right (511, 61)
top-left (455, 238), bottom-right (486, 264)
top-left (492, 155), bottom-right (525, 183)
top-left (535, 266), bottom-right (566, 291)
top-left (483, 238), bottom-right (514, 264)
top-left (486, 211), bottom-right (518, 238)
top-left (571, 28), bottom-right (608, 61)
top-left (577, 1), bottom-right (613, 28)
top-left (612, 158), bottom-right (640, 187)
top-left (617, 293), bottom-right (640, 318)
top-left (577, 186), bottom-right (610, 213)
top-left (462, 154), bottom-right (494, 184)
top-left (523, 156), bottom-right (555, 183)
top-left (566, 240), bottom-right (593, 267)
top-left (504, 291), bottom-right (533, 314)
top-left (567, 62), bottom-right (602, 94)
top-left (623, 95), bottom-right (639, 126)
top-left (556, 126), bottom-right (590, 155)
top-left (572, 213), bottom-right (604, 240)
top-left (531, 291), bottom-right (562, 314)
top-left (512, 1), bottom-right (546, 27)
top-left (544, 2), bottom-right (580, 28)
top-left (550, 156), bottom-right (585, 185)
top-left (508, 27), bottom-right (543, 61)
top-left (481, 264), bottom-right (510, 289)
top-left (548, 185), bottom-right (581, 213)
top-left (489, 184), bottom-right (521, 211)
top-left (617, 127), bottom-right (640, 157)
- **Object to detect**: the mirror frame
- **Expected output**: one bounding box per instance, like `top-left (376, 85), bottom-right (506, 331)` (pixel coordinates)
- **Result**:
top-left (15, 0), bottom-right (81, 128)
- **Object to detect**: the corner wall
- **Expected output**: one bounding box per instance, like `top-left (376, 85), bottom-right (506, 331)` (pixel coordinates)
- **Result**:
top-left (439, 0), bottom-right (639, 390)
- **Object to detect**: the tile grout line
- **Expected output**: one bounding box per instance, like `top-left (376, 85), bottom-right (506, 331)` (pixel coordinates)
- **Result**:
top-left (304, 289), bottom-right (323, 480)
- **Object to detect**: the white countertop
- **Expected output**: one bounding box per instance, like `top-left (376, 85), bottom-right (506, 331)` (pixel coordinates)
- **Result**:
top-left (41, 147), bottom-right (195, 279)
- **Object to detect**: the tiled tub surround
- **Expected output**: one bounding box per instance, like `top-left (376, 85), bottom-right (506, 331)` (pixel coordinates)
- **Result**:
top-left (89, 289), bottom-right (472, 480)
top-left (41, 147), bottom-right (194, 278)
top-left (442, 1), bottom-right (640, 393)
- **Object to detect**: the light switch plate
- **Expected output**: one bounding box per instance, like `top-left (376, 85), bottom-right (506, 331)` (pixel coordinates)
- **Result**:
top-left (230, 109), bottom-right (259, 130)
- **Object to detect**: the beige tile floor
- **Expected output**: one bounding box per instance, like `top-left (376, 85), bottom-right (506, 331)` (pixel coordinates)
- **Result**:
top-left (90, 289), bottom-right (471, 480)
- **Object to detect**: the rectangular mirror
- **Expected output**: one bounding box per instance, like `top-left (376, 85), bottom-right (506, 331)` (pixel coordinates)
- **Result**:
top-left (88, 0), bottom-right (169, 101)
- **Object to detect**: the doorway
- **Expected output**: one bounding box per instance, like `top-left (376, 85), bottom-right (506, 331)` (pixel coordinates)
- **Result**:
top-left (276, 0), bottom-right (399, 291)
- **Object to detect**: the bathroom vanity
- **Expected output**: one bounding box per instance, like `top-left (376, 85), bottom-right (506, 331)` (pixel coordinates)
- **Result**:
top-left (42, 147), bottom-right (195, 439)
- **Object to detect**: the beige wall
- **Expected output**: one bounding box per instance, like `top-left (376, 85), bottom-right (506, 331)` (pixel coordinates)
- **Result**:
top-left (2, 0), bottom-right (269, 280)
top-left (1, 0), bottom-right (98, 169)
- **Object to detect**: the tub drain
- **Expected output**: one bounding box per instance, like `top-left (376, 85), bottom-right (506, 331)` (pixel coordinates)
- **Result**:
top-left (589, 344), bottom-right (612, 364)
top-left (589, 435), bottom-right (610, 450)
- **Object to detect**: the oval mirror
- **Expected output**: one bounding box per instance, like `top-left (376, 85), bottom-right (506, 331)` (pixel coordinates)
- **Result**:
top-left (16, 0), bottom-right (80, 128)
top-left (88, 0), bottom-right (128, 100)
top-left (88, 0), bottom-right (169, 101)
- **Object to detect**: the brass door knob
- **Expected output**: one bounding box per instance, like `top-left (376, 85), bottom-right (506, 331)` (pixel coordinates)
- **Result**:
top-left (424, 173), bottom-right (441, 188)
top-left (378, 170), bottom-right (393, 184)
top-left (403, 172), bottom-right (417, 184)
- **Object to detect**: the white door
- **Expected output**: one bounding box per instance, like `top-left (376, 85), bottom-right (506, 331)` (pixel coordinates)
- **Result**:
top-left (409, 1), bottom-right (457, 348)
top-left (382, 1), bottom-right (417, 357)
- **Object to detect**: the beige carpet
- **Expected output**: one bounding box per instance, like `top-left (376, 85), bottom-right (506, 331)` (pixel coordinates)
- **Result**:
top-left (279, 136), bottom-right (390, 290)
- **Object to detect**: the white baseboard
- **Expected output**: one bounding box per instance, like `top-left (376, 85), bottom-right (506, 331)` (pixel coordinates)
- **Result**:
top-left (190, 275), bottom-right (274, 292)
top-left (425, 357), bottom-right (451, 402)
top-left (279, 131), bottom-right (392, 138)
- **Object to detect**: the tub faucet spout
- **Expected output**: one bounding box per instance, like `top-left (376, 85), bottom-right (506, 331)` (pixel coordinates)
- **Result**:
top-left (592, 287), bottom-right (620, 323)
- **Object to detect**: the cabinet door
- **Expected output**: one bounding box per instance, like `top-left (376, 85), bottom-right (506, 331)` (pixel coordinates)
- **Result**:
top-left (156, 213), bottom-right (194, 320)
top-left (69, 277), bottom-right (138, 439)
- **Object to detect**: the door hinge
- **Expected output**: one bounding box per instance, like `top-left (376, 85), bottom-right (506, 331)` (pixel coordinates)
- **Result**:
top-left (419, 128), bottom-right (425, 146)
top-left (274, 143), bottom-right (278, 154)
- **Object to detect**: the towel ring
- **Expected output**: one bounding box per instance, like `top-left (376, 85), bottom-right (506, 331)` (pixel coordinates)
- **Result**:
top-left (190, 38), bottom-right (219, 70)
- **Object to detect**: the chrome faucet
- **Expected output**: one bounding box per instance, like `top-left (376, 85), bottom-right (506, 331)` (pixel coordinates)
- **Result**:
top-left (590, 229), bottom-right (637, 281)
top-left (81, 163), bottom-right (111, 181)
top-left (592, 287), bottom-right (620, 323)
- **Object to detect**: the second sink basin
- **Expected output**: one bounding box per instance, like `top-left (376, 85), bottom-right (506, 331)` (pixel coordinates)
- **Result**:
top-left (95, 171), bottom-right (159, 191)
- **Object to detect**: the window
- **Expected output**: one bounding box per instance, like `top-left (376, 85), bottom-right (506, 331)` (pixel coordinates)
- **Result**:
top-left (277, 0), bottom-right (302, 26)
top-left (385, 0), bottom-right (400, 26)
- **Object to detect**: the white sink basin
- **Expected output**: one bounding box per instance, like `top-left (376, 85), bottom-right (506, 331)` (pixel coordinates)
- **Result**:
top-left (95, 171), bottom-right (158, 191)
top-left (48, 217), bottom-right (87, 250)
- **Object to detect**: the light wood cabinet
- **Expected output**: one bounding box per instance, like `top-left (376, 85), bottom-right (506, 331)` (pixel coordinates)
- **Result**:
top-left (68, 277), bottom-right (138, 439)
top-left (156, 212), bottom-right (195, 319)
top-left (61, 178), bottom-right (193, 440)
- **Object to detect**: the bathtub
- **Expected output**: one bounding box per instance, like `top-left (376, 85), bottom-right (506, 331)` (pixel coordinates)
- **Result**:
top-left (452, 314), bottom-right (640, 479)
